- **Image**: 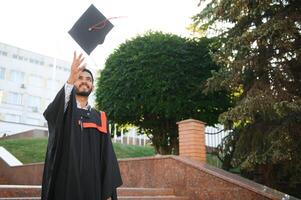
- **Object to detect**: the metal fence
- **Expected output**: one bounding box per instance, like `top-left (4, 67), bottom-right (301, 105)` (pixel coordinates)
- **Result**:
top-left (108, 124), bottom-right (231, 148)
top-left (109, 124), bottom-right (151, 146)
top-left (205, 125), bottom-right (231, 153)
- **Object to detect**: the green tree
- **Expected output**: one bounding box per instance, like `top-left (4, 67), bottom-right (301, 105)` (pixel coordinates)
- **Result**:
top-left (95, 31), bottom-right (231, 155)
top-left (192, 0), bottom-right (301, 197)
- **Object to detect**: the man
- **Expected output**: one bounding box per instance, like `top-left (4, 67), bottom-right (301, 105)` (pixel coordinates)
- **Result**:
top-left (41, 52), bottom-right (122, 200)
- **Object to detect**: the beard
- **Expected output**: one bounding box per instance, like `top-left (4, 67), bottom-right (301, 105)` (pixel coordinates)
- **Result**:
top-left (75, 84), bottom-right (92, 97)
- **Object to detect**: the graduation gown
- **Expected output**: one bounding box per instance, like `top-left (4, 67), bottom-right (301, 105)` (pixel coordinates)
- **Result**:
top-left (41, 86), bottom-right (122, 200)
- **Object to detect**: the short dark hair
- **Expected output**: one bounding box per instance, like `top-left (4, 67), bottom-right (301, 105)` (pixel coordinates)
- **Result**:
top-left (83, 68), bottom-right (94, 83)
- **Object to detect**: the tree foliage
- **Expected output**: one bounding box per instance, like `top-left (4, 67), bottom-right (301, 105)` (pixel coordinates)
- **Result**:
top-left (95, 31), bottom-right (232, 154)
top-left (192, 0), bottom-right (301, 197)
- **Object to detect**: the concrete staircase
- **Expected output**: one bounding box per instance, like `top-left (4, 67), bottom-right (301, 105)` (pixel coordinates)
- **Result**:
top-left (0, 185), bottom-right (188, 200)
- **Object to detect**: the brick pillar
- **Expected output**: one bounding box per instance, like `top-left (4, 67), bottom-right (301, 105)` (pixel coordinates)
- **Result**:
top-left (177, 119), bottom-right (206, 163)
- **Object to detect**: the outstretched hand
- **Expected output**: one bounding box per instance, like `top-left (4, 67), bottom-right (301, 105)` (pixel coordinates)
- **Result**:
top-left (67, 51), bottom-right (87, 84)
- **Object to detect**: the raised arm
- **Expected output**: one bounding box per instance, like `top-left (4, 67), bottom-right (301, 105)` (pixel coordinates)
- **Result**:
top-left (44, 52), bottom-right (86, 122)
top-left (64, 52), bottom-right (87, 111)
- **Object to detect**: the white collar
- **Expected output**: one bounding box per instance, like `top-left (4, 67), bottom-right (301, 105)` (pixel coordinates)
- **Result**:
top-left (76, 101), bottom-right (90, 110)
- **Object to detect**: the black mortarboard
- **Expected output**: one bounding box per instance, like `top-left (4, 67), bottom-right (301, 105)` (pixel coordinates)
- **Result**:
top-left (69, 4), bottom-right (114, 55)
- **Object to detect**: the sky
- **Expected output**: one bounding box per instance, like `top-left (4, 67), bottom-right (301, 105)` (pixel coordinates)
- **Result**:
top-left (0, 0), bottom-right (203, 70)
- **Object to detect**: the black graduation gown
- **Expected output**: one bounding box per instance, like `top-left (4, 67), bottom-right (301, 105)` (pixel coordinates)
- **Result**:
top-left (41, 86), bottom-right (122, 200)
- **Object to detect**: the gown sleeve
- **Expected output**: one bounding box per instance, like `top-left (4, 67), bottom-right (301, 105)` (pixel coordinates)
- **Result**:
top-left (43, 85), bottom-right (68, 126)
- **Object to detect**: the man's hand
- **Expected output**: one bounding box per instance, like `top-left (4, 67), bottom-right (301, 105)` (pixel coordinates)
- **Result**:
top-left (67, 51), bottom-right (86, 84)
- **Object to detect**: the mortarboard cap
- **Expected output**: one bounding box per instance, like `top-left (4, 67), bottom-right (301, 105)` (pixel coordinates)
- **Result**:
top-left (69, 4), bottom-right (114, 55)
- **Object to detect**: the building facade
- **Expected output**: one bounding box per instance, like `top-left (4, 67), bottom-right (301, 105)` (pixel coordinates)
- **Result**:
top-left (0, 42), bottom-right (71, 130)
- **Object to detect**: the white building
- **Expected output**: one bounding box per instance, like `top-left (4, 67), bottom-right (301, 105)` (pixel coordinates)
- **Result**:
top-left (0, 42), bottom-right (71, 134)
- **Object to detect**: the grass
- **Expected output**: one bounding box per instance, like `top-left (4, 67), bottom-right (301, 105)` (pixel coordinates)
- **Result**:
top-left (206, 154), bottom-right (241, 173)
top-left (0, 138), bottom-right (48, 164)
top-left (0, 138), bottom-right (156, 164)
top-left (113, 142), bottom-right (155, 158)
top-left (206, 153), bottom-right (222, 168)
top-left (0, 138), bottom-right (221, 168)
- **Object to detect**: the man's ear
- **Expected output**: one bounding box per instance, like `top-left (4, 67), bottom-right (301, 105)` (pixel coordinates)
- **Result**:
top-left (91, 85), bottom-right (95, 91)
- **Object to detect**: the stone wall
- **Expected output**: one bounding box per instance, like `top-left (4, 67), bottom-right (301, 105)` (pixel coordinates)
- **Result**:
top-left (119, 156), bottom-right (286, 200)
top-left (0, 129), bottom-right (48, 140)
top-left (0, 156), bottom-right (289, 200)
top-left (0, 158), bottom-right (43, 185)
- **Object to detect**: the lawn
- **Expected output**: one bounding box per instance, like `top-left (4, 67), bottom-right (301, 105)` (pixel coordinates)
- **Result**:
top-left (206, 153), bottom-right (222, 168)
top-left (0, 138), bottom-right (48, 164)
top-left (0, 138), bottom-right (156, 164)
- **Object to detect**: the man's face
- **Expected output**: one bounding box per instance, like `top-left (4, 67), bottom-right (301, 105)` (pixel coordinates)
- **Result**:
top-left (74, 71), bottom-right (94, 97)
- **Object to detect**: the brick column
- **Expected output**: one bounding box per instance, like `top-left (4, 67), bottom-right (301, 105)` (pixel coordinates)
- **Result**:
top-left (177, 119), bottom-right (206, 163)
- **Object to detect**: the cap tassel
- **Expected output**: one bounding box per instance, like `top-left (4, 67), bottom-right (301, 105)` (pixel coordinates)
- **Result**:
top-left (88, 16), bottom-right (127, 31)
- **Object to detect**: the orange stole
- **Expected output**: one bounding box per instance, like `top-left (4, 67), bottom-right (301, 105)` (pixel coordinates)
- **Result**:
top-left (80, 111), bottom-right (108, 134)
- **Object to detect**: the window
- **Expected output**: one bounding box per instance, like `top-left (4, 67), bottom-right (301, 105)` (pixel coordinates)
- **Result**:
top-left (26, 117), bottom-right (40, 125)
top-left (6, 92), bottom-right (22, 105)
top-left (28, 95), bottom-right (41, 111)
top-left (29, 58), bottom-right (42, 65)
top-left (10, 70), bottom-right (25, 83)
top-left (63, 67), bottom-right (70, 72)
top-left (29, 75), bottom-right (44, 87)
top-left (5, 114), bottom-right (21, 123)
top-left (18, 55), bottom-right (24, 60)
top-left (0, 50), bottom-right (8, 56)
top-left (0, 67), bottom-right (5, 79)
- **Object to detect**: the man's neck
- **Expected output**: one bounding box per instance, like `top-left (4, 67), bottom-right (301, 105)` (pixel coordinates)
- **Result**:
top-left (75, 95), bottom-right (89, 108)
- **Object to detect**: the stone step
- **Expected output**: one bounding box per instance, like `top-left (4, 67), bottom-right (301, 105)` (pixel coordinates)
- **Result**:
top-left (118, 187), bottom-right (175, 196)
top-left (0, 197), bottom-right (188, 200)
top-left (0, 186), bottom-right (40, 198)
top-left (119, 196), bottom-right (188, 200)
top-left (0, 186), bottom-right (188, 199)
